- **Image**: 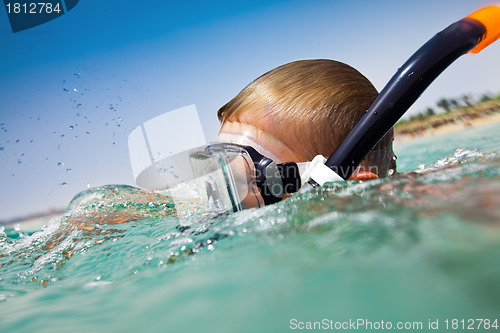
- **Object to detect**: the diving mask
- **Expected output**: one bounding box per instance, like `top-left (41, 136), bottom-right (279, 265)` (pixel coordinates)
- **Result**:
top-left (128, 105), bottom-right (304, 217)
top-left (131, 141), bottom-right (302, 216)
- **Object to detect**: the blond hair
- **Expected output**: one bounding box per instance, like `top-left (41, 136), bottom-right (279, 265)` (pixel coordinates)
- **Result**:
top-left (218, 59), bottom-right (395, 176)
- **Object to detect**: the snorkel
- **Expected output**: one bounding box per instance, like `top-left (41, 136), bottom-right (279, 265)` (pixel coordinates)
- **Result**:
top-left (301, 5), bottom-right (500, 191)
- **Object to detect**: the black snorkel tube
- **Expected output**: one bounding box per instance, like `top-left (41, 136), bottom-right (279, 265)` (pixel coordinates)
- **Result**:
top-left (301, 6), bottom-right (500, 191)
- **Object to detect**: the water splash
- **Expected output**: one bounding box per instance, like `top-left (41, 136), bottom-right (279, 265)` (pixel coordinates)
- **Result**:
top-left (1, 150), bottom-right (500, 331)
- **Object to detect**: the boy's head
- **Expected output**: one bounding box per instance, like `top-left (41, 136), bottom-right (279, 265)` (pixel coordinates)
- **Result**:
top-left (217, 59), bottom-right (395, 177)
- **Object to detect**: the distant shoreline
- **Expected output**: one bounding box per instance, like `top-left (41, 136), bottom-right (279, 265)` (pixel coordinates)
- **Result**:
top-left (394, 100), bottom-right (500, 142)
top-left (0, 209), bottom-right (65, 230)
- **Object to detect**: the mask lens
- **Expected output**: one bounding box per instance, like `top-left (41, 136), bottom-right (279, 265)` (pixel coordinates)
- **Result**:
top-left (190, 144), bottom-right (264, 211)
top-left (153, 144), bottom-right (263, 222)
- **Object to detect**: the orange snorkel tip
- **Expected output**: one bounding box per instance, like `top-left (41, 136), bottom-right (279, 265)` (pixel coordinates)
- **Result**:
top-left (321, 4), bottom-right (499, 182)
top-left (465, 5), bottom-right (500, 54)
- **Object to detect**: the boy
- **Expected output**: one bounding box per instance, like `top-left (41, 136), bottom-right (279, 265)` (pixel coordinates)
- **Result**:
top-left (216, 59), bottom-right (396, 180)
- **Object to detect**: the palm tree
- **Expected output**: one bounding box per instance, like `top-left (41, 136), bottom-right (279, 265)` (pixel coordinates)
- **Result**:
top-left (461, 94), bottom-right (473, 107)
top-left (449, 98), bottom-right (460, 110)
top-left (437, 98), bottom-right (451, 113)
top-left (480, 94), bottom-right (493, 102)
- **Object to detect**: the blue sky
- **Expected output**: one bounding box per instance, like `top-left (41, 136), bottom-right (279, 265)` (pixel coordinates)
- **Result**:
top-left (1, 0), bottom-right (500, 220)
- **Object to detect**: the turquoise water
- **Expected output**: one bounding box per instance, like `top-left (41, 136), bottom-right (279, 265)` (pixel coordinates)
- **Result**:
top-left (1, 122), bottom-right (500, 333)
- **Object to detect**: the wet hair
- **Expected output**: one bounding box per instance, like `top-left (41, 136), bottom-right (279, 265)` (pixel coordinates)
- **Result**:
top-left (218, 59), bottom-right (395, 176)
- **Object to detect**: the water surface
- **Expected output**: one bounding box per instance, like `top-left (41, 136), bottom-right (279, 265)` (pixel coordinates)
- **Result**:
top-left (1, 122), bottom-right (500, 333)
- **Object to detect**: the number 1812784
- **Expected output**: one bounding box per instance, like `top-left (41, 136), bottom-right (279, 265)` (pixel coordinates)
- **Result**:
top-left (5, 2), bottom-right (62, 14)
top-left (444, 319), bottom-right (499, 330)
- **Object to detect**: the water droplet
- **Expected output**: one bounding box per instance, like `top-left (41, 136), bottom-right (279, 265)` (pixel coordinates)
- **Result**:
top-left (60, 134), bottom-right (65, 138)
top-left (57, 162), bottom-right (64, 166)
top-left (1, 123), bottom-right (5, 130)
top-left (0, 147), bottom-right (3, 152)
top-left (66, 168), bottom-right (71, 172)
top-left (63, 88), bottom-right (69, 93)
top-left (60, 182), bottom-right (67, 187)
top-left (76, 103), bottom-right (82, 108)
top-left (74, 72), bottom-right (80, 78)
top-left (69, 126), bottom-right (74, 130)
top-left (17, 160), bottom-right (22, 165)
top-left (373, 111), bottom-right (378, 115)
top-left (73, 88), bottom-right (77, 92)
top-left (62, 80), bottom-right (66, 84)
top-left (15, 139), bottom-right (20, 143)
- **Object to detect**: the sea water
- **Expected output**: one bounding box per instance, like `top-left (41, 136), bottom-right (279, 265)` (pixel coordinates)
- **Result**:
top-left (1, 122), bottom-right (500, 333)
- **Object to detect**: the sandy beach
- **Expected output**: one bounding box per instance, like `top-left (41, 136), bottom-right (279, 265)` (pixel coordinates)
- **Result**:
top-left (395, 109), bottom-right (500, 142)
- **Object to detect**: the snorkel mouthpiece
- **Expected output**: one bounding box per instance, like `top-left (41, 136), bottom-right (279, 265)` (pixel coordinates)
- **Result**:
top-left (301, 5), bottom-right (500, 190)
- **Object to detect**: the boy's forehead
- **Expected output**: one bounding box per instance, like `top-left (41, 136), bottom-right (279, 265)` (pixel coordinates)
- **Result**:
top-left (227, 107), bottom-right (291, 142)
top-left (217, 120), bottom-right (305, 163)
